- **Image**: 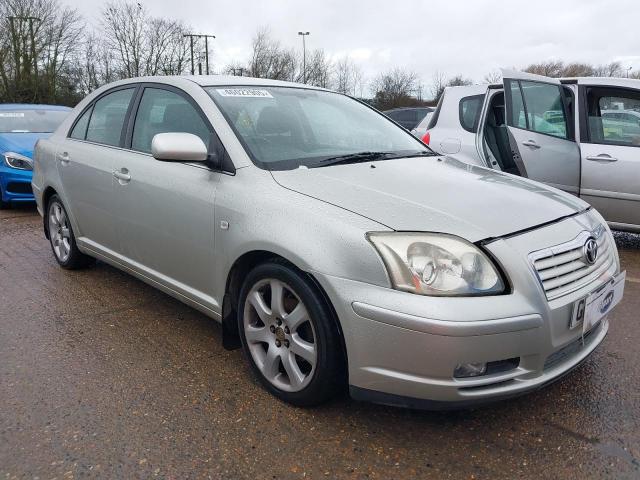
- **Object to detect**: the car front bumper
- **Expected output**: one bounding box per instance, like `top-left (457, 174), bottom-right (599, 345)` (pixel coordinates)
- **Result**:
top-left (0, 165), bottom-right (34, 203)
top-left (313, 211), bottom-right (619, 408)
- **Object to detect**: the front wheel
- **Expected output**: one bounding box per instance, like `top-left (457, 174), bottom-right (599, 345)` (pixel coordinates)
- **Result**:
top-left (46, 195), bottom-right (94, 269)
top-left (238, 261), bottom-right (344, 406)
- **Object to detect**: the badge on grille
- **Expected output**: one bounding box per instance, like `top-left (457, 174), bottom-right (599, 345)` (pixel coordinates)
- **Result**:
top-left (583, 238), bottom-right (598, 265)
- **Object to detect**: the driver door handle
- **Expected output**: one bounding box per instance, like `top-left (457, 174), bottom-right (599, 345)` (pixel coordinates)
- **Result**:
top-left (521, 140), bottom-right (541, 149)
top-left (586, 154), bottom-right (618, 162)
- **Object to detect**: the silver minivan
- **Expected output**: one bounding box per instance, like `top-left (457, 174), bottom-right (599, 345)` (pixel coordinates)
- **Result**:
top-left (425, 70), bottom-right (640, 233)
top-left (32, 76), bottom-right (625, 409)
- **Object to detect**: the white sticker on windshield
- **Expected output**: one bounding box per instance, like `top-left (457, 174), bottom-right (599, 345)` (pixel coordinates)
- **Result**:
top-left (216, 88), bottom-right (273, 98)
top-left (0, 112), bottom-right (25, 117)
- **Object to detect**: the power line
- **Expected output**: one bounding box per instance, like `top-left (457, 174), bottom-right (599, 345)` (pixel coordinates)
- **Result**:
top-left (183, 34), bottom-right (216, 75)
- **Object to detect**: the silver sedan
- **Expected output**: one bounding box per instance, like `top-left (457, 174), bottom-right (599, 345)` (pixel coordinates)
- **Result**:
top-left (32, 76), bottom-right (625, 408)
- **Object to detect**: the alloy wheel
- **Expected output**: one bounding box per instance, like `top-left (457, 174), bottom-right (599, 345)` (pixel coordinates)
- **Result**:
top-left (48, 201), bottom-right (72, 263)
top-left (243, 278), bottom-right (317, 392)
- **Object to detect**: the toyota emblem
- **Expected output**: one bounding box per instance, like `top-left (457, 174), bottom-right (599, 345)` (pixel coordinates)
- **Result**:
top-left (584, 238), bottom-right (598, 265)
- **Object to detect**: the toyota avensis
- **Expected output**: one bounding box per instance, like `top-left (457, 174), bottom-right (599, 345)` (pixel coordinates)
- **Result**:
top-left (32, 76), bottom-right (625, 409)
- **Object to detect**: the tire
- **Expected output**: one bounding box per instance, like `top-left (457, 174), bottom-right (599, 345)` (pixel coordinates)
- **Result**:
top-left (238, 260), bottom-right (344, 407)
top-left (46, 194), bottom-right (94, 269)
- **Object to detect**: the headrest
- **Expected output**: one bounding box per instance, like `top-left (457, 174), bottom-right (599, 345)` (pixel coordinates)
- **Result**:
top-left (256, 106), bottom-right (296, 135)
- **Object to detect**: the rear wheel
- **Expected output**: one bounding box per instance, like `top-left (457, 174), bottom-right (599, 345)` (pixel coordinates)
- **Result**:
top-left (47, 195), bottom-right (94, 269)
top-left (238, 261), bottom-right (344, 406)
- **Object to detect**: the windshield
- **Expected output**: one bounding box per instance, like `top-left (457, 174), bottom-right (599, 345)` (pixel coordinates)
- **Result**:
top-left (0, 109), bottom-right (69, 133)
top-left (206, 86), bottom-right (431, 170)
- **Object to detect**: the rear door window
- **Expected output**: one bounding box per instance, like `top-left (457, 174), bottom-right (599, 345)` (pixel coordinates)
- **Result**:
top-left (585, 88), bottom-right (640, 146)
top-left (86, 88), bottom-right (135, 147)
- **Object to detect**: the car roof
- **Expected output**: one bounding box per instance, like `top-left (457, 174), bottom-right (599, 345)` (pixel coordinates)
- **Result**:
top-left (564, 77), bottom-right (640, 88)
top-left (384, 107), bottom-right (433, 112)
top-left (442, 84), bottom-right (488, 98)
top-left (136, 75), bottom-right (329, 90)
top-left (0, 103), bottom-right (71, 111)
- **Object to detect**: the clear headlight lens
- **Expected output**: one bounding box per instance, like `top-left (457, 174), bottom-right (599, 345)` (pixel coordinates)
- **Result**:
top-left (367, 232), bottom-right (505, 296)
top-left (4, 152), bottom-right (33, 171)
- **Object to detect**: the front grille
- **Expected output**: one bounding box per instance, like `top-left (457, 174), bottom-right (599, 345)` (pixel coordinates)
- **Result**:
top-left (529, 226), bottom-right (614, 300)
top-left (6, 181), bottom-right (33, 194)
top-left (543, 320), bottom-right (601, 370)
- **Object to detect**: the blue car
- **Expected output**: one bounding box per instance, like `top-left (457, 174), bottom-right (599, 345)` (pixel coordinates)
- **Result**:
top-left (0, 104), bottom-right (71, 208)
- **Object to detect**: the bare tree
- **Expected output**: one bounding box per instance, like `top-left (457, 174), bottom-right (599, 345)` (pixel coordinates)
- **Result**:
top-left (333, 56), bottom-right (363, 96)
top-left (524, 60), bottom-right (565, 77)
top-left (593, 61), bottom-right (623, 77)
top-left (0, 0), bottom-right (82, 103)
top-left (100, 1), bottom-right (190, 79)
top-left (248, 28), bottom-right (297, 80)
top-left (371, 67), bottom-right (419, 110)
top-left (301, 49), bottom-right (332, 87)
top-left (430, 72), bottom-right (472, 103)
top-left (483, 69), bottom-right (502, 84)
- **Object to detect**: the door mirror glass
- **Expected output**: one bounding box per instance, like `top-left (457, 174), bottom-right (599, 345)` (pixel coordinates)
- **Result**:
top-left (151, 132), bottom-right (208, 162)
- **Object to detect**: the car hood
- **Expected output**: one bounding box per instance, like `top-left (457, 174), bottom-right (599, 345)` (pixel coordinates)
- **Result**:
top-left (0, 132), bottom-right (52, 158)
top-left (271, 156), bottom-right (588, 242)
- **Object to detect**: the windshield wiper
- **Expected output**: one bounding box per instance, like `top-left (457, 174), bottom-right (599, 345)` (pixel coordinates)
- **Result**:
top-left (314, 151), bottom-right (394, 167)
top-left (384, 150), bottom-right (438, 159)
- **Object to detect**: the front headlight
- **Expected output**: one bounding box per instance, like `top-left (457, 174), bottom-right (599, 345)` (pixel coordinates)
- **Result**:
top-left (367, 232), bottom-right (506, 296)
top-left (4, 152), bottom-right (33, 171)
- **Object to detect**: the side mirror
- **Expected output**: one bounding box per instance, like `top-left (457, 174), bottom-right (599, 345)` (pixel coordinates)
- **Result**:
top-left (151, 132), bottom-right (208, 162)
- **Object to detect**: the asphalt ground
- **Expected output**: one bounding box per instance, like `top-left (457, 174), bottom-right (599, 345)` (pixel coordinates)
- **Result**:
top-left (1, 204), bottom-right (639, 479)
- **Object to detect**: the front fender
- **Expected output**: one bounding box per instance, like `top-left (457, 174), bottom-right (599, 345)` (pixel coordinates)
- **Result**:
top-left (212, 168), bottom-right (392, 304)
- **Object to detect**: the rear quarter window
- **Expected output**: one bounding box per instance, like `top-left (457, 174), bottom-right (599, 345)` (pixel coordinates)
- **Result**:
top-left (458, 94), bottom-right (484, 133)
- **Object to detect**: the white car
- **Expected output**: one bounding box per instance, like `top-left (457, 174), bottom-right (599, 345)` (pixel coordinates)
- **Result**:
top-left (423, 71), bottom-right (640, 233)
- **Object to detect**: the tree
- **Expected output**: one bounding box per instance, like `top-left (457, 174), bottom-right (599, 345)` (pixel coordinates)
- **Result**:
top-left (333, 56), bottom-right (363, 96)
top-left (248, 28), bottom-right (297, 81)
top-left (430, 72), bottom-right (472, 103)
top-left (301, 48), bottom-right (332, 88)
top-left (0, 0), bottom-right (83, 104)
top-left (370, 68), bottom-right (419, 110)
top-left (524, 60), bottom-right (565, 77)
top-left (483, 69), bottom-right (502, 84)
top-left (101, 1), bottom-right (190, 79)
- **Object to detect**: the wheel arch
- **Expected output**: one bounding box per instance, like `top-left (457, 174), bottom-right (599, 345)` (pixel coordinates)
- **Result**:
top-left (42, 186), bottom-right (59, 239)
top-left (221, 250), bottom-right (348, 377)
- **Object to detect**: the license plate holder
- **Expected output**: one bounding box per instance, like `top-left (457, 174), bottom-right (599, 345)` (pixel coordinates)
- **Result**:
top-left (569, 271), bottom-right (625, 332)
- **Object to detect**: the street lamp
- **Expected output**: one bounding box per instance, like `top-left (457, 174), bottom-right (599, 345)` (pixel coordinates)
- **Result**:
top-left (298, 31), bottom-right (310, 83)
top-left (627, 66), bottom-right (633, 78)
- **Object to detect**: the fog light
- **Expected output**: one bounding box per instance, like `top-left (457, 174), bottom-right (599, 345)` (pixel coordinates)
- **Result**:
top-left (454, 362), bottom-right (487, 378)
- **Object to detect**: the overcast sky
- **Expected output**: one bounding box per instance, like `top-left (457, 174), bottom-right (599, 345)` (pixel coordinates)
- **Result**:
top-left (64, 0), bottom-right (640, 92)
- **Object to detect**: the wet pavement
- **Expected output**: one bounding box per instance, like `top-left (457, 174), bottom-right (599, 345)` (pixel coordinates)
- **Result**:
top-left (1, 204), bottom-right (639, 479)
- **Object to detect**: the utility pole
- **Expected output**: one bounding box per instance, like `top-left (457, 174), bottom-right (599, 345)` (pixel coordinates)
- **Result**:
top-left (183, 33), bottom-right (216, 75)
top-left (298, 31), bottom-right (310, 83)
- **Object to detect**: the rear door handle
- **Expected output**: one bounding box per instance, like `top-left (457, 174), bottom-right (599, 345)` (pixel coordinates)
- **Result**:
top-left (113, 169), bottom-right (131, 183)
top-left (57, 152), bottom-right (70, 164)
top-left (586, 154), bottom-right (618, 162)
top-left (521, 140), bottom-right (541, 149)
